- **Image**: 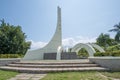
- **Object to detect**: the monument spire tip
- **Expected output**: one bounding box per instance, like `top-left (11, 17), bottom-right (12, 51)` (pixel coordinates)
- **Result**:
top-left (57, 6), bottom-right (61, 9)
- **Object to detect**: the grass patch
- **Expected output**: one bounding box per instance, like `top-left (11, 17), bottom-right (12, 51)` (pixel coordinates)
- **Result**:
top-left (0, 70), bottom-right (18, 80)
top-left (0, 70), bottom-right (120, 80)
top-left (101, 71), bottom-right (120, 79)
top-left (41, 71), bottom-right (111, 80)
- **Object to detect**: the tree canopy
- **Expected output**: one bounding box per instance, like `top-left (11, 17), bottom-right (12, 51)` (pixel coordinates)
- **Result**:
top-left (96, 33), bottom-right (117, 48)
top-left (109, 22), bottom-right (120, 43)
top-left (0, 19), bottom-right (31, 54)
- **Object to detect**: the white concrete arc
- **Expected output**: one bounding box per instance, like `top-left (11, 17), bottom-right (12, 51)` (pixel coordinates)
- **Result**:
top-left (88, 43), bottom-right (105, 52)
top-left (71, 43), bottom-right (105, 57)
top-left (71, 43), bottom-right (96, 56)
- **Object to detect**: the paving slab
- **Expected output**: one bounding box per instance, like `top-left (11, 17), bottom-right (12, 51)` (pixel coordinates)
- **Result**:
top-left (8, 73), bottom-right (47, 80)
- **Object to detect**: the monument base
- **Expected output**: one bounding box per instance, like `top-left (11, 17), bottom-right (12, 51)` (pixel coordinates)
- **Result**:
top-left (43, 52), bottom-right (79, 60)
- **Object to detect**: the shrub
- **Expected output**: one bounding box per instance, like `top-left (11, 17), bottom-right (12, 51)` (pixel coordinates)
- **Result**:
top-left (0, 54), bottom-right (24, 58)
top-left (77, 48), bottom-right (89, 58)
top-left (78, 52), bottom-right (89, 58)
top-left (94, 52), bottom-right (111, 56)
top-left (111, 50), bottom-right (120, 56)
top-left (94, 50), bottom-right (120, 57)
top-left (107, 44), bottom-right (120, 52)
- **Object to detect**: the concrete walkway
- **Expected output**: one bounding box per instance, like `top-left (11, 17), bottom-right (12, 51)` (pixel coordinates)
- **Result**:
top-left (8, 73), bottom-right (47, 80)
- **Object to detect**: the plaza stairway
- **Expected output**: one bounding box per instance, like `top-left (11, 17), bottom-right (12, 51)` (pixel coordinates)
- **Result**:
top-left (0, 59), bottom-right (109, 73)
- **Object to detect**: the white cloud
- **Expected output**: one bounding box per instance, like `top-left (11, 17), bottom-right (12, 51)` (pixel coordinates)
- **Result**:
top-left (28, 36), bottom-right (97, 50)
top-left (62, 36), bottom-right (97, 47)
top-left (28, 40), bottom-right (47, 50)
top-left (62, 38), bottom-right (76, 47)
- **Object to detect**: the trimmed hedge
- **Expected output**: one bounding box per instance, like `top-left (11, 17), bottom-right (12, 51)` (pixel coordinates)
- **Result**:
top-left (111, 51), bottom-right (120, 56)
top-left (94, 50), bottom-right (120, 57)
top-left (78, 53), bottom-right (89, 57)
top-left (0, 54), bottom-right (24, 58)
top-left (107, 45), bottom-right (120, 52)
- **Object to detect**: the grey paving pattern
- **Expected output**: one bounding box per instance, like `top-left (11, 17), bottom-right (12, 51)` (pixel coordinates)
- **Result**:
top-left (8, 73), bottom-right (47, 80)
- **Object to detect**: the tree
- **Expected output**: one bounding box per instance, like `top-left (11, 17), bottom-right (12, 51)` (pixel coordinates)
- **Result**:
top-left (109, 22), bottom-right (120, 43)
top-left (96, 33), bottom-right (117, 49)
top-left (0, 19), bottom-right (31, 54)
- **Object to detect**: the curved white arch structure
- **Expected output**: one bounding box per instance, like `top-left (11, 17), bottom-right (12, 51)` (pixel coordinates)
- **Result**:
top-left (71, 43), bottom-right (96, 56)
top-left (71, 43), bottom-right (105, 57)
top-left (88, 43), bottom-right (105, 52)
top-left (23, 7), bottom-right (62, 60)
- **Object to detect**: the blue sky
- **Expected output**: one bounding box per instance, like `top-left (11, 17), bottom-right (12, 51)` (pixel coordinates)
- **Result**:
top-left (0, 0), bottom-right (120, 49)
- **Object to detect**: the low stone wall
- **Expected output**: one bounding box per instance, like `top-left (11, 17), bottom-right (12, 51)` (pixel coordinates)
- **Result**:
top-left (0, 58), bottom-right (21, 66)
top-left (43, 52), bottom-right (79, 60)
top-left (61, 52), bottom-right (78, 60)
top-left (89, 57), bottom-right (120, 71)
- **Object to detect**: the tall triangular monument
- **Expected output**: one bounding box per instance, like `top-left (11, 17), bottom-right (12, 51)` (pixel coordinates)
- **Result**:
top-left (23, 6), bottom-right (62, 60)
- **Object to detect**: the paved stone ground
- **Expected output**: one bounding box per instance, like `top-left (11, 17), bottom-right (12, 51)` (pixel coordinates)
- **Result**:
top-left (8, 73), bottom-right (47, 80)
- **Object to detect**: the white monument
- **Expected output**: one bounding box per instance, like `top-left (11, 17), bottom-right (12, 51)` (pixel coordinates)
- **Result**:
top-left (23, 6), bottom-right (105, 60)
top-left (23, 6), bottom-right (62, 60)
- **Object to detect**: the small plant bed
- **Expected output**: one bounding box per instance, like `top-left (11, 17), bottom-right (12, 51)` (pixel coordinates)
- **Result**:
top-left (0, 70), bottom-right (19, 80)
top-left (41, 71), bottom-right (120, 80)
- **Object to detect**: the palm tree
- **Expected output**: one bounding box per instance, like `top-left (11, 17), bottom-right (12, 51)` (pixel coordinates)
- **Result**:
top-left (109, 22), bottom-right (120, 43)
top-left (96, 33), bottom-right (110, 48)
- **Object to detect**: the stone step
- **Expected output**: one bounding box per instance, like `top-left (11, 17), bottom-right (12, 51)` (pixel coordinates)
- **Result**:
top-left (0, 66), bottom-right (109, 73)
top-left (0, 60), bottom-right (109, 73)
top-left (7, 64), bottom-right (99, 68)
top-left (14, 61), bottom-right (91, 65)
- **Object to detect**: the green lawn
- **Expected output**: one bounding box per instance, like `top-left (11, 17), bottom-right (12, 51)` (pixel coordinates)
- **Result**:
top-left (101, 71), bottom-right (120, 79)
top-left (41, 71), bottom-right (108, 80)
top-left (0, 70), bottom-right (120, 80)
top-left (0, 70), bottom-right (18, 80)
top-left (41, 71), bottom-right (120, 80)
